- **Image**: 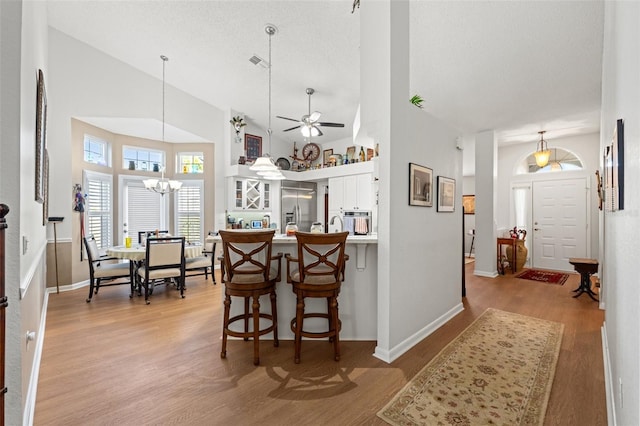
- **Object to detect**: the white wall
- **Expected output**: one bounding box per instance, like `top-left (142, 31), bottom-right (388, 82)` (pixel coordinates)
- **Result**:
top-left (462, 176), bottom-right (476, 255)
top-left (0, 0), bottom-right (49, 423)
top-left (362, 1), bottom-right (462, 362)
top-left (497, 133), bottom-right (601, 259)
top-left (47, 29), bottom-right (224, 241)
top-left (600, 2), bottom-right (640, 425)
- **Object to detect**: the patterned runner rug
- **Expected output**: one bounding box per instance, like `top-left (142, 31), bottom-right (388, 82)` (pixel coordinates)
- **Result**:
top-left (377, 308), bottom-right (563, 426)
top-left (516, 269), bottom-right (570, 285)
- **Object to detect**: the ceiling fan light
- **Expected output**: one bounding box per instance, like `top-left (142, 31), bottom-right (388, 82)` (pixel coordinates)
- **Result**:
top-left (301, 126), bottom-right (311, 138)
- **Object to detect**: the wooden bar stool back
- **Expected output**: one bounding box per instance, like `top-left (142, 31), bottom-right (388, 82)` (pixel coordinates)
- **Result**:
top-left (218, 230), bottom-right (281, 365)
top-left (286, 231), bottom-right (349, 363)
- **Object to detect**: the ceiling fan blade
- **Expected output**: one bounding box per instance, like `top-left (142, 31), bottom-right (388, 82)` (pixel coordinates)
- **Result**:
top-left (318, 122), bottom-right (345, 128)
top-left (283, 125), bottom-right (301, 132)
top-left (309, 111), bottom-right (322, 122)
top-left (276, 115), bottom-right (301, 123)
top-left (315, 126), bottom-right (323, 136)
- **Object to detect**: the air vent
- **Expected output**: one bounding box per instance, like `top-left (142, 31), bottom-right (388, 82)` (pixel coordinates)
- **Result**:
top-left (249, 55), bottom-right (269, 69)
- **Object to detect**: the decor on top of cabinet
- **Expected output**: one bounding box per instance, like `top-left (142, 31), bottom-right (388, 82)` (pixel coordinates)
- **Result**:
top-left (230, 116), bottom-right (246, 143)
top-left (436, 176), bottom-right (455, 212)
top-left (410, 94), bottom-right (424, 109)
top-left (244, 134), bottom-right (262, 162)
top-left (408, 163), bottom-right (433, 207)
top-left (323, 149), bottom-right (333, 166)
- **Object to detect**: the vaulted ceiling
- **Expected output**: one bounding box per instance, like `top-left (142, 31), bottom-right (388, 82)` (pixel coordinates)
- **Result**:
top-left (47, 0), bottom-right (604, 149)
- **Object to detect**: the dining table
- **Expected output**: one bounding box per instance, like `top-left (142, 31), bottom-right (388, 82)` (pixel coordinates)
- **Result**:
top-left (106, 244), bottom-right (203, 261)
top-left (107, 243), bottom-right (204, 296)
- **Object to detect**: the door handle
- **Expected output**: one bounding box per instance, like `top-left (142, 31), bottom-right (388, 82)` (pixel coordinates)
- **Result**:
top-left (534, 228), bottom-right (541, 231)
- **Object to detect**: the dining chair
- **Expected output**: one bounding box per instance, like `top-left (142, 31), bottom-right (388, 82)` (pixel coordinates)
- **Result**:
top-left (219, 229), bottom-right (282, 365)
top-left (137, 230), bottom-right (169, 245)
top-left (83, 235), bottom-right (132, 303)
top-left (285, 231), bottom-right (349, 363)
top-left (136, 236), bottom-right (185, 304)
top-left (185, 231), bottom-right (217, 284)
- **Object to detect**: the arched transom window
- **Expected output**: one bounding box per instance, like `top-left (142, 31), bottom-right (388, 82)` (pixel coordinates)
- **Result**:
top-left (519, 148), bottom-right (583, 174)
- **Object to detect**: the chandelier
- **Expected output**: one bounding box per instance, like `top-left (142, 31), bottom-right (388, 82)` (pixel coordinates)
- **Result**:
top-left (534, 130), bottom-right (551, 168)
top-left (250, 24), bottom-right (284, 180)
top-left (143, 55), bottom-right (183, 195)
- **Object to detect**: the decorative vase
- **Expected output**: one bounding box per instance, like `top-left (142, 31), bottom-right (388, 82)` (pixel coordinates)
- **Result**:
top-left (153, 163), bottom-right (160, 172)
top-left (506, 239), bottom-right (528, 271)
top-left (128, 160), bottom-right (136, 170)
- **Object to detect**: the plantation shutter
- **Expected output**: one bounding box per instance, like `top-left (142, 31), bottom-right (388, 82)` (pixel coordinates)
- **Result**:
top-left (175, 181), bottom-right (203, 245)
top-left (125, 182), bottom-right (163, 244)
top-left (83, 171), bottom-right (113, 249)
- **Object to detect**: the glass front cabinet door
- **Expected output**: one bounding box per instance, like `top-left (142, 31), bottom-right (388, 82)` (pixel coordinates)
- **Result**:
top-left (232, 178), bottom-right (271, 210)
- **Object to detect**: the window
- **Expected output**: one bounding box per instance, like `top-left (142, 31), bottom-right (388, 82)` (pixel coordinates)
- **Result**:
top-left (123, 146), bottom-right (164, 171)
top-left (83, 134), bottom-right (110, 166)
top-left (520, 148), bottom-right (583, 174)
top-left (175, 181), bottom-right (204, 245)
top-left (177, 152), bottom-right (204, 174)
top-left (83, 170), bottom-right (113, 249)
top-left (120, 176), bottom-right (167, 244)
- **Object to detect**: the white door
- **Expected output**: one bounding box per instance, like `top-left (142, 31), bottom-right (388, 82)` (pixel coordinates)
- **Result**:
top-left (532, 178), bottom-right (587, 271)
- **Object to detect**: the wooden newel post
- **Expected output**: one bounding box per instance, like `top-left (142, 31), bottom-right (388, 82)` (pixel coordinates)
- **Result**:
top-left (0, 203), bottom-right (9, 426)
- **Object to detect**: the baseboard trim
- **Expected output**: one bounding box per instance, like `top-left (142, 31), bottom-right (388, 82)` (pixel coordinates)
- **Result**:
top-left (46, 280), bottom-right (89, 294)
top-left (373, 303), bottom-right (464, 363)
top-left (474, 270), bottom-right (498, 278)
top-left (601, 324), bottom-right (616, 426)
top-left (23, 289), bottom-right (50, 426)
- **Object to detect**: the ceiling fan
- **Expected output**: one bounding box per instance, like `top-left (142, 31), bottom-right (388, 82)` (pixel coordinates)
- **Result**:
top-left (277, 88), bottom-right (345, 137)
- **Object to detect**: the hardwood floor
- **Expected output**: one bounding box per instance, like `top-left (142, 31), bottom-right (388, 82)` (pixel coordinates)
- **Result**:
top-left (34, 263), bottom-right (606, 425)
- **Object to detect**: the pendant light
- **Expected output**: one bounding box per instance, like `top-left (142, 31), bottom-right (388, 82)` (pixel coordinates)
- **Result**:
top-left (534, 130), bottom-right (551, 168)
top-left (143, 55), bottom-right (183, 195)
top-left (250, 24), bottom-right (284, 180)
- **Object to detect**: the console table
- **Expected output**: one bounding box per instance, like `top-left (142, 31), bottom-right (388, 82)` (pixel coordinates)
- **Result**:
top-left (496, 237), bottom-right (517, 274)
top-left (568, 258), bottom-right (599, 301)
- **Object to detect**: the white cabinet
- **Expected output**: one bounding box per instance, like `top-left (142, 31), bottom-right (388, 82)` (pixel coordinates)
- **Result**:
top-left (230, 178), bottom-right (271, 211)
top-left (328, 173), bottom-right (373, 212)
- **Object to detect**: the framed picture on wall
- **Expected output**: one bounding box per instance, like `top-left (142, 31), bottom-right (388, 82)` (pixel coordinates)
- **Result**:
top-left (323, 149), bottom-right (333, 165)
top-left (408, 163), bottom-right (433, 207)
top-left (437, 176), bottom-right (455, 212)
top-left (462, 195), bottom-right (475, 214)
top-left (604, 118), bottom-right (624, 211)
top-left (35, 69), bottom-right (47, 204)
top-left (244, 134), bottom-right (262, 162)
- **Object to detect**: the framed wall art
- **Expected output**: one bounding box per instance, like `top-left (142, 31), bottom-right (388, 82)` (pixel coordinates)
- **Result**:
top-left (604, 118), bottom-right (624, 211)
top-left (462, 194), bottom-right (475, 214)
top-left (437, 176), bottom-right (455, 212)
top-left (35, 69), bottom-right (47, 203)
top-left (408, 163), bottom-right (433, 207)
top-left (244, 134), bottom-right (262, 162)
top-left (323, 148), bottom-right (333, 165)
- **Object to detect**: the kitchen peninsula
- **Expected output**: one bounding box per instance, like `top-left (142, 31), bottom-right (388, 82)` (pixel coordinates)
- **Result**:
top-left (213, 232), bottom-right (378, 340)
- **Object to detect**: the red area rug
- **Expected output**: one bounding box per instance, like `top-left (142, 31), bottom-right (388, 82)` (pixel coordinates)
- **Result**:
top-left (516, 269), bottom-right (569, 285)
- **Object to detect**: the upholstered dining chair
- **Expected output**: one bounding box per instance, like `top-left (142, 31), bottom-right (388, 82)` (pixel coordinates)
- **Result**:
top-left (218, 229), bottom-right (282, 365)
top-left (83, 235), bottom-right (132, 303)
top-left (136, 236), bottom-right (185, 305)
top-left (285, 231), bottom-right (349, 363)
top-left (185, 231), bottom-right (217, 284)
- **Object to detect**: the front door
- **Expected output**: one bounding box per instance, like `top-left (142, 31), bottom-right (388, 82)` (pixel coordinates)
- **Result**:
top-left (532, 178), bottom-right (587, 271)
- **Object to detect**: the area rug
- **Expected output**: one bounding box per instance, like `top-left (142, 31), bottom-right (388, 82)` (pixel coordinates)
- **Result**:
top-left (377, 308), bottom-right (564, 426)
top-left (515, 269), bottom-right (569, 285)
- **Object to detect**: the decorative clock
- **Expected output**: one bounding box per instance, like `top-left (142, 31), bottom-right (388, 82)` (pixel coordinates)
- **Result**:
top-left (302, 142), bottom-right (321, 161)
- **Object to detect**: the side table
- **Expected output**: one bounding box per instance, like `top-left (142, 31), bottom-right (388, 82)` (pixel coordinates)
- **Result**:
top-left (496, 237), bottom-right (517, 274)
top-left (568, 258), bottom-right (599, 301)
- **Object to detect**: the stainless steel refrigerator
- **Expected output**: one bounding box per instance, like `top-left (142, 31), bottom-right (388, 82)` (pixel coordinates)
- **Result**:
top-left (281, 181), bottom-right (317, 233)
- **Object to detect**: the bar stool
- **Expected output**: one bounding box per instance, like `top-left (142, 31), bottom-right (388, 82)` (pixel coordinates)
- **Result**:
top-left (218, 230), bottom-right (282, 365)
top-left (468, 229), bottom-right (475, 258)
top-left (285, 231), bottom-right (349, 363)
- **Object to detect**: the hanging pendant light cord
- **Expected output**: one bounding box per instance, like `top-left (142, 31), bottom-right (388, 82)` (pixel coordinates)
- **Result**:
top-left (161, 55), bottom-right (168, 143)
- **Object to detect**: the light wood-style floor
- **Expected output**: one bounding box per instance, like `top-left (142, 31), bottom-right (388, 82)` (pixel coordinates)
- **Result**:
top-left (35, 263), bottom-right (606, 425)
